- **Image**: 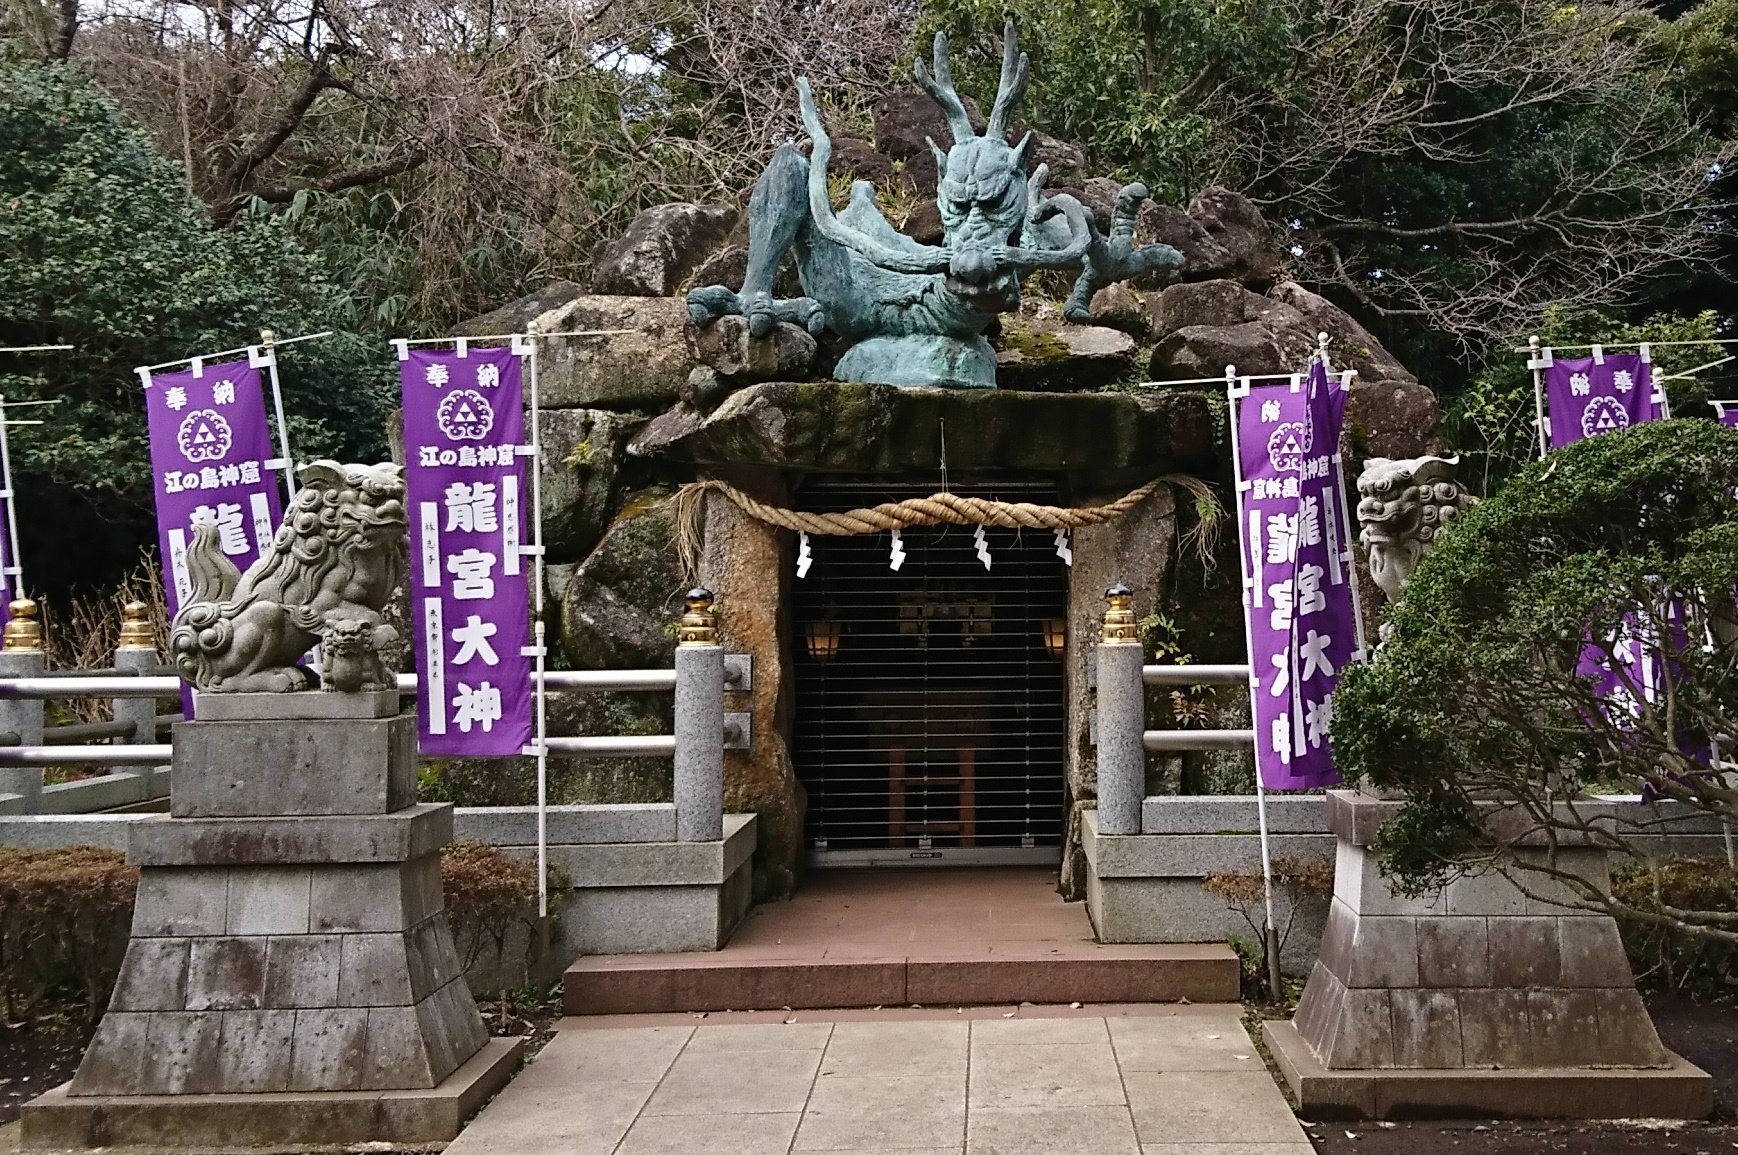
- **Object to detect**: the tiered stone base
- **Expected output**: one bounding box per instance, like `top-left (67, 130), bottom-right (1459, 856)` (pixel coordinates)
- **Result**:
top-left (23, 1038), bottom-right (523, 1151)
top-left (1272, 790), bottom-right (1714, 1120)
top-left (23, 696), bottom-right (509, 1150)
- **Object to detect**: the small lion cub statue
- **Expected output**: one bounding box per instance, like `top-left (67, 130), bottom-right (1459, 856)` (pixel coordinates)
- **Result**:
top-left (319, 617), bottom-right (395, 693)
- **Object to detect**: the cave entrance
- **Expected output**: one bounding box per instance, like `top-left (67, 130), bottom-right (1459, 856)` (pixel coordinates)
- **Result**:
top-left (791, 479), bottom-right (1069, 867)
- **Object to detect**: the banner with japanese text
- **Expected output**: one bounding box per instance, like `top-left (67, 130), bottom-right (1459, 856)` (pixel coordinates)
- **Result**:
top-left (1711, 401), bottom-right (1738, 429)
top-left (1232, 363), bottom-right (1362, 790)
top-left (400, 344), bottom-right (533, 756)
top-left (143, 358), bottom-right (284, 617)
top-left (1545, 353), bottom-right (1664, 450)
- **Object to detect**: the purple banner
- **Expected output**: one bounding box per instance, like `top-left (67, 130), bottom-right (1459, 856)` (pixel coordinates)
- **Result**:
top-left (400, 344), bottom-right (532, 756)
top-left (144, 358), bottom-right (284, 619)
top-left (1545, 353), bottom-right (1663, 450)
top-left (1711, 401), bottom-right (1738, 429)
top-left (1233, 363), bottom-right (1362, 790)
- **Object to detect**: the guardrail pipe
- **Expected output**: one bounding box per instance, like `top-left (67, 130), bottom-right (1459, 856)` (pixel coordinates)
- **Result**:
top-left (0, 601), bottom-right (46, 811)
top-left (113, 600), bottom-right (161, 785)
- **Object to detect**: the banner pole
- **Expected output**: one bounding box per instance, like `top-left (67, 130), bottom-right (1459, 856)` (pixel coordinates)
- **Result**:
top-left (521, 331), bottom-right (551, 921)
top-left (256, 330), bottom-right (299, 505)
top-left (1226, 364), bottom-right (1282, 1000)
top-left (1529, 336), bottom-right (1550, 460)
top-left (1332, 369), bottom-right (1369, 660)
top-left (0, 397), bottom-right (23, 597)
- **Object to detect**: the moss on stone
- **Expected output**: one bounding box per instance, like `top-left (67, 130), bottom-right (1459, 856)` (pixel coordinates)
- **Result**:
top-left (997, 322), bottom-right (1073, 365)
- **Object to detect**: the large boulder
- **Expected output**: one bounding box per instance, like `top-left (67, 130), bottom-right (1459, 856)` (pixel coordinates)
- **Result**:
top-left (589, 203), bottom-right (739, 297)
top-left (995, 300), bottom-right (1138, 390)
top-left (536, 295), bottom-right (697, 410)
top-left (1266, 281), bottom-right (1415, 387)
top-left (1187, 186), bottom-right (1281, 287)
top-left (1087, 282), bottom-right (1151, 340)
top-left (1136, 203), bottom-right (1236, 286)
top-left (1147, 280), bottom-right (1316, 379)
top-left (873, 89), bottom-right (985, 192)
top-left (452, 280), bottom-right (585, 337)
top-left (538, 408), bottom-right (645, 563)
top-left (558, 489), bottom-right (684, 671)
top-left (1347, 378), bottom-right (1441, 460)
top-left (687, 315), bottom-right (818, 383)
top-left (628, 380), bottom-right (1219, 484)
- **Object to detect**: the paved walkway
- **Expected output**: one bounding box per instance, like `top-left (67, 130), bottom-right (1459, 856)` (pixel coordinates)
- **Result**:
top-left (446, 1004), bottom-right (1312, 1155)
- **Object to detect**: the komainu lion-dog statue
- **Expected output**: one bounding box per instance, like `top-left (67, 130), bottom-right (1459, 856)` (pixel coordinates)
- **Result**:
top-left (169, 460), bottom-right (407, 693)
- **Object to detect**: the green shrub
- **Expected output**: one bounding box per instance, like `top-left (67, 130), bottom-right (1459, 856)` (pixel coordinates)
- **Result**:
top-left (0, 846), bottom-right (136, 1021)
top-left (440, 841), bottom-right (566, 983)
top-left (1612, 858), bottom-right (1738, 999)
top-left (1332, 419), bottom-right (1738, 951)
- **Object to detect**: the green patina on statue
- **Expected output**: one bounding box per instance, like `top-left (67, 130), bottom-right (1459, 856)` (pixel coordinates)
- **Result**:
top-left (686, 22), bottom-right (1184, 389)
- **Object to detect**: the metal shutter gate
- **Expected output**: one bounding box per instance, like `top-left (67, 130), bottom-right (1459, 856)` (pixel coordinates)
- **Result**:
top-left (792, 480), bottom-right (1068, 867)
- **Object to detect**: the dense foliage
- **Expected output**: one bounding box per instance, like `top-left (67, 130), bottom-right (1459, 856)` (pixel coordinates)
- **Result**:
top-left (1332, 419), bottom-right (1738, 943)
top-left (0, 54), bottom-right (393, 590)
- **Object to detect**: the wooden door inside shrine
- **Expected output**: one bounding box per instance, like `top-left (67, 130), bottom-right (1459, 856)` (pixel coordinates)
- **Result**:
top-left (792, 480), bottom-right (1068, 866)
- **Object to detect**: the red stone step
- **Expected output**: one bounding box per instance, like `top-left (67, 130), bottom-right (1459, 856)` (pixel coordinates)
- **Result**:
top-left (563, 942), bottom-right (1240, 1015)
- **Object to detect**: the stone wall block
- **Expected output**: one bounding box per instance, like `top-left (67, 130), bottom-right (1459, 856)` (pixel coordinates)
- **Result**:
top-left (1455, 989), bottom-right (1534, 1067)
top-left (1416, 918), bottom-right (1491, 988)
top-left (132, 866), bottom-right (228, 937)
top-left (337, 934), bottom-right (416, 1007)
top-left (70, 1013), bottom-right (151, 1092)
top-left (437, 976), bottom-right (489, 1058)
top-left (1559, 919), bottom-right (1633, 987)
top-left (286, 1008), bottom-right (368, 1092)
top-left (1487, 917), bottom-right (1561, 988)
top-left (1293, 962), bottom-right (1344, 1053)
top-left (1336, 842), bottom-right (1446, 916)
top-left (404, 916), bottom-right (460, 1003)
top-left (172, 717), bottom-right (415, 818)
top-left (1323, 989), bottom-right (1395, 1069)
top-left (1516, 848), bottom-right (1611, 914)
top-left (535, 296), bottom-right (697, 409)
top-left (1316, 898), bottom-right (1355, 981)
top-left (148, 1010), bottom-right (225, 1094)
top-left (185, 938), bottom-right (268, 1011)
top-left (1527, 989), bottom-right (1604, 1067)
top-left (1348, 916), bottom-right (1420, 989)
top-left (1593, 989), bottom-right (1670, 1066)
top-left (1444, 868), bottom-right (1529, 917)
top-left (1390, 990), bottom-right (1463, 1068)
top-left (108, 938), bottom-right (190, 1012)
top-left (215, 1010), bottom-right (296, 1091)
top-left (264, 935), bottom-right (343, 1008)
top-left (225, 866), bottom-right (312, 935)
top-left (363, 1007), bottom-right (439, 1089)
top-left (311, 863), bottom-right (414, 933)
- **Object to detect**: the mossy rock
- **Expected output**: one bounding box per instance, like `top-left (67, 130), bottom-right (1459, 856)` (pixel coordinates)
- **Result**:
top-left (558, 487), bottom-right (684, 670)
top-left (539, 408), bottom-right (646, 564)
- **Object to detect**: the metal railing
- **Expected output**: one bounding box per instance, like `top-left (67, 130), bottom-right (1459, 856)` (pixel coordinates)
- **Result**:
top-left (0, 592), bottom-right (750, 836)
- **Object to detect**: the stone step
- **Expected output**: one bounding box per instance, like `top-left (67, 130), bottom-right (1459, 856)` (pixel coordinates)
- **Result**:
top-left (563, 942), bottom-right (1240, 1015)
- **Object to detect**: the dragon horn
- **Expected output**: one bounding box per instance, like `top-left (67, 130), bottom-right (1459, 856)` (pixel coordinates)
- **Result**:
top-left (913, 31), bottom-right (976, 144)
top-left (986, 19), bottom-right (1030, 139)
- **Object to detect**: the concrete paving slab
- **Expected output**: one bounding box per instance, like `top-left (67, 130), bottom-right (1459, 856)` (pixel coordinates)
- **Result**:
top-left (441, 1082), bottom-right (654, 1155)
top-left (511, 1024), bottom-right (691, 1085)
top-left (794, 1073), bottom-right (966, 1151)
top-left (679, 1021), bottom-right (833, 1053)
top-left (820, 1020), bottom-right (969, 1078)
top-left (615, 1111), bottom-right (800, 1155)
top-left (1124, 1070), bottom-right (1310, 1145)
top-left (642, 1045), bottom-right (822, 1116)
top-left (1108, 1010), bottom-right (1262, 1072)
top-left (967, 1104), bottom-right (1140, 1155)
top-left (970, 1017), bottom-right (1109, 1046)
top-left (967, 1041), bottom-right (1127, 1109)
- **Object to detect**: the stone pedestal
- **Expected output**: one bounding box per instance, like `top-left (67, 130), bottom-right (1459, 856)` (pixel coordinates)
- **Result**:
top-left (23, 696), bottom-right (522, 1150)
top-left (1262, 790), bottom-right (1712, 1120)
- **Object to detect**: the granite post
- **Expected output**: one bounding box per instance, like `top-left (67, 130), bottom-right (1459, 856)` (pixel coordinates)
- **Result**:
top-left (1096, 584), bottom-right (1145, 836)
top-left (112, 600), bottom-right (162, 785)
top-left (0, 600), bottom-right (46, 811)
top-left (1262, 789), bottom-right (1714, 1120)
top-left (674, 587), bottom-right (725, 843)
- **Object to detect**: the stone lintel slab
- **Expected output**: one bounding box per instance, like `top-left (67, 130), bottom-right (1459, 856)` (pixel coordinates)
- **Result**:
top-left (20, 1036), bottom-right (524, 1151)
top-left (1083, 809), bottom-right (1332, 877)
top-left (171, 715), bottom-right (416, 818)
top-left (454, 802), bottom-right (677, 845)
top-left (626, 379), bottom-right (1220, 479)
top-left (193, 689), bottom-right (402, 722)
top-left (1140, 793), bottom-right (1328, 835)
top-left (1262, 1020), bottom-right (1712, 1121)
top-left (515, 813), bottom-right (756, 887)
top-left (1325, 789), bottom-right (1627, 849)
top-left (129, 805), bottom-right (454, 866)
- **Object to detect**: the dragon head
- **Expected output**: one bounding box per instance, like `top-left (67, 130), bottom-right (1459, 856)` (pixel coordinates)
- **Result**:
top-left (795, 21), bottom-right (1093, 311)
